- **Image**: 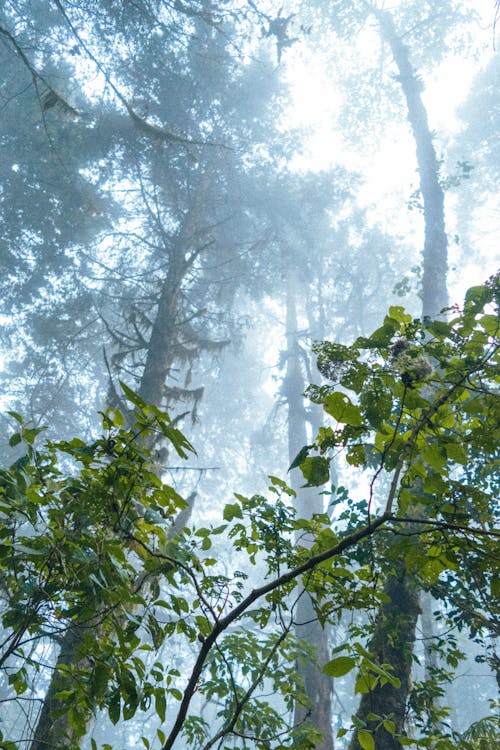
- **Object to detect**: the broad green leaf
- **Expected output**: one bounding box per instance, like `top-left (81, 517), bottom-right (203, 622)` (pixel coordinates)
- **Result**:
top-left (108, 691), bottom-right (121, 725)
top-left (8, 433), bottom-right (22, 448)
top-left (464, 284), bottom-right (492, 316)
top-left (346, 444), bottom-right (366, 466)
top-left (445, 442), bottom-right (467, 464)
top-left (223, 502), bottom-right (242, 521)
top-left (54, 689), bottom-right (75, 701)
top-left (268, 475), bottom-right (296, 496)
top-left (119, 381), bottom-right (148, 409)
top-left (388, 306), bottom-right (412, 324)
top-left (324, 392), bottom-right (363, 426)
top-left (479, 314), bottom-right (499, 335)
top-left (357, 729), bottom-right (375, 750)
top-left (7, 411), bottom-right (24, 424)
top-left (329, 567), bottom-right (354, 579)
top-left (422, 445), bottom-right (446, 472)
top-left (300, 456), bottom-right (330, 487)
top-left (123, 699), bottom-right (137, 720)
top-left (322, 656), bottom-right (356, 678)
top-left (355, 672), bottom-right (378, 694)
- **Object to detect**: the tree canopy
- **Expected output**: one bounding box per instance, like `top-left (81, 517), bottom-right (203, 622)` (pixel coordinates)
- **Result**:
top-left (0, 1), bottom-right (498, 749)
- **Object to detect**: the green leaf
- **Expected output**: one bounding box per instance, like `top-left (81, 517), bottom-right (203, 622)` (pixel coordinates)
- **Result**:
top-left (160, 424), bottom-right (195, 458)
top-left (356, 318), bottom-right (399, 348)
top-left (123, 699), bottom-right (138, 720)
top-left (492, 577), bottom-right (500, 601)
top-left (300, 456), bottom-right (330, 487)
top-left (288, 445), bottom-right (314, 471)
top-left (22, 427), bottom-right (46, 444)
top-left (464, 284), bottom-right (492, 316)
top-left (268, 475), bottom-right (296, 496)
top-left (223, 502), bottom-right (242, 521)
top-left (357, 729), bottom-right (375, 750)
top-left (119, 381), bottom-right (148, 410)
top-left (54, 689), bottom-right (75, 701)
top-left (108, 691), bottom-right (121, 725)
top-left (445, 442), bottom-right (467, 464)
top-left (155, 689), bottom-right (166, 722)
top-left (346, 444), bottom-right (366, 466)
top-left (324, 392), bottom-right (363, 425)
top-left (322, 656), bottom-right (356, 678)
top-left (479, 314), bottom-right (499, 335)
top-left (7, 411), bottom-right (25, 424)
top-left (383, 720), bottom-right (396, 734)
top-left (8, 433), bottom-right (22, 448)
top-left (388, 306), bottom-right (412, 324)
top-left (355, 672), bottom-right (378, 694)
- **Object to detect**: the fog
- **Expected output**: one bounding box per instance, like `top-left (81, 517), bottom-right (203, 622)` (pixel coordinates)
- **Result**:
top-left (0, 2), bottom-right (498, 750)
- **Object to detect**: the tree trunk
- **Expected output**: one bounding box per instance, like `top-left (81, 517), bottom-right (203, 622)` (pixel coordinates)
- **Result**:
top-left (29, 627), bottom-right (89, 750)
top-left (348, 571), bottom-right (420, 750)
top-left (29, 248), bottom-right (195, 750)
top-left (374, 7), bottom-right (448, 317)
top-left (348, 8), bottom-right (449, 746)
top-left (285, 270), bottom-right (334, 750)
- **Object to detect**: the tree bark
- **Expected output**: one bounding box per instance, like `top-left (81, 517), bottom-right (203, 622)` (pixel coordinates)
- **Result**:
top-left (29, 626), bottom-right (89, 750)
top-left (374, 7), bottom-right (448, 318)
top-left (348, 8), bottom-right (449, 746)
top-left (28, 236), bottom-right (196, 750)
top-left (285, 270), bottom-right (334, 750)
top-left (348, 571), bottom-right (420, 750)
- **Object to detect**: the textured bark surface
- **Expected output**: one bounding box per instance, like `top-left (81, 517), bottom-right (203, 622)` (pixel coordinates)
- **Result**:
top-left (346, 11), bottom-right (451, 748)
top-left (286, 272), bottom-right (334, 750)
top-left (375, 8), bottom-right (448, 318)
top-left (29, 626), bottom-right (88, 750)
top-left (348, 572), bottom-right (420, 750)
top-left (29, 238), bottom-right (197, 748)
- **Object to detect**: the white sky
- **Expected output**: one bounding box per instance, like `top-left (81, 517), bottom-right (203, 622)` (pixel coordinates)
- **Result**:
top-left (280, 10), bottom-right (499, 302)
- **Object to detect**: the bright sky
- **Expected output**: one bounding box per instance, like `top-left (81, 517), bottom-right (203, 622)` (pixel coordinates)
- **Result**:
top-left (281, 7), bottom-right (499, 304)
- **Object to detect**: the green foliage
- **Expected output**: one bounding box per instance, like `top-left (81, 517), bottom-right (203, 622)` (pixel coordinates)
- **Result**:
top-left (306, 275), bottom-right (499, 534)
top-left (1, 280), bottom-right (498, 749)
top-left (456, 713), bottom-right (500, 749)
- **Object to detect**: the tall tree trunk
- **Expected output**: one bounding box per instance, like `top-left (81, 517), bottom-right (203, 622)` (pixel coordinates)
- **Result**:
top-left (29, 627), bottom-right (89, 750)
top-left (29, 245), bottom-right (195, 750)
top-left (348, 571), bottom-right (420, 750)
top-left (285, 271), bottom-right (334, 750)
top-left (374, 7), bottom-right (448, 317)
top-left (348, 8), bottom-right (449, 748)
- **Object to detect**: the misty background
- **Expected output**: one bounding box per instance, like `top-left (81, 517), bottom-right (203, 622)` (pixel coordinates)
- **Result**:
top-left (0, 1), bottom-right (498, 748)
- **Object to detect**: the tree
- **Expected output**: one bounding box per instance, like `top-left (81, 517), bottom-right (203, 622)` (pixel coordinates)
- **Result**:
top-left (290, 2), bottom-right (479, 743)
top-left (1, 278), bottom-right (498, 750)
top-left (0, 3), bottom-right (303, 745)
top-left (0, 0), bottom-right (285, 435)
top-left (309, 274), bottom-right (499, 749)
